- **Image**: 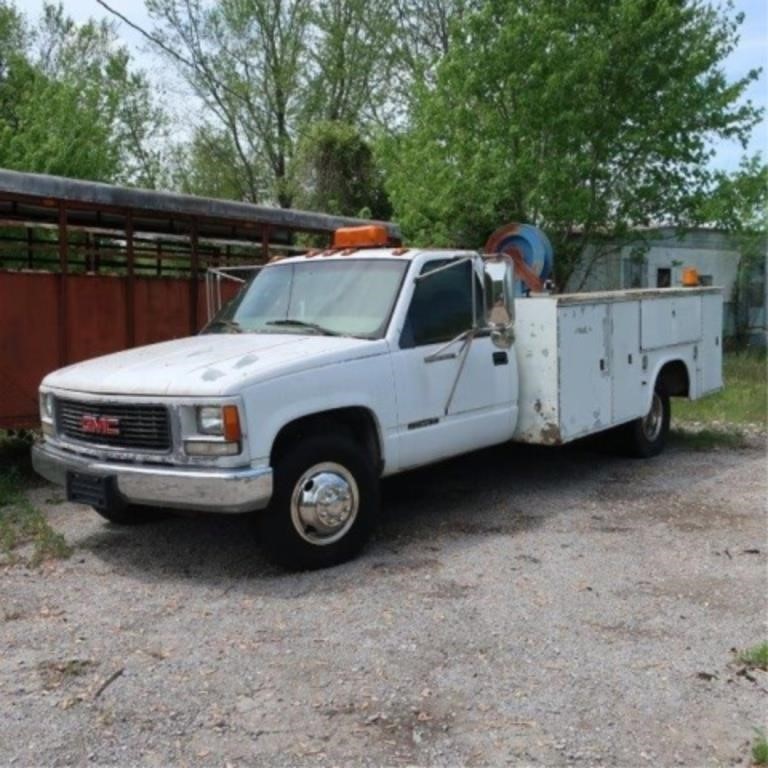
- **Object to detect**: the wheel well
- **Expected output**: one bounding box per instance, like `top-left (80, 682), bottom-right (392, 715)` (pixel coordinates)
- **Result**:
top-left (657, 360), bottom-right (690, 397)
top-left (270, 407), bottom-right (382, 472)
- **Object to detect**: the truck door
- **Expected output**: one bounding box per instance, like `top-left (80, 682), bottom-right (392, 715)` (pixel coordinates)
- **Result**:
top-left (391, 258), bottom-right (518, 469)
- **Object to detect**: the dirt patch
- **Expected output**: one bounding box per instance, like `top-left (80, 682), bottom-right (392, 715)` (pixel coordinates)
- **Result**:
top-left (1, 439), bottom-right (765, 766)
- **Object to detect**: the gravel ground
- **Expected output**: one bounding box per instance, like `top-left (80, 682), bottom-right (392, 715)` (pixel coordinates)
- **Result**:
top-left (1, 434), bottom-right (766, 767)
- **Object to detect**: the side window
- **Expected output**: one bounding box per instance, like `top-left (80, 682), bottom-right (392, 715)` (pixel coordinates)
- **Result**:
top-left (401, 260), bottom-right (480, 348)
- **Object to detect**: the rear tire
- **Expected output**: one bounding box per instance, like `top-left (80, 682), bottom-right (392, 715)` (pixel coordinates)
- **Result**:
top-left (622, 385), bottom-right (670, 458)
top-left (257, 434), bottom-right (379, 570)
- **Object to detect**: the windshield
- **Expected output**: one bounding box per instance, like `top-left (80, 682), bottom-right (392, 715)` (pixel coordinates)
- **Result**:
top-left (204, 258), bottom-right (409, 339)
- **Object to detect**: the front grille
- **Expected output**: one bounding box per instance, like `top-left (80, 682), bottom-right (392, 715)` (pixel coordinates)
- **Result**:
top-left (57, 399), bottom-right (172, 452)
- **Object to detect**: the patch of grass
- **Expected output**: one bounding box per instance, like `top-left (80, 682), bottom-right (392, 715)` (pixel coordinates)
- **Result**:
top-left (753, 729), bottom-right (768, 766)
top-left (739, 641), bottom-right (768, 671)
top-left (38, 659), bottom-right (95, 690)
top-left (0, 429), bottom-right (37, 477)
top-left (0, 467), bottom-right (71, 566)
top-left (675, 349), bottom-right (767, 426)
top-left (670, 427), bottom-right (748, 451)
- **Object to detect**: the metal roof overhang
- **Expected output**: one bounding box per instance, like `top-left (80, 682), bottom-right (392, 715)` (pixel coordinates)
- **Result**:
top-left (0, 169), bottom-right (401, 246)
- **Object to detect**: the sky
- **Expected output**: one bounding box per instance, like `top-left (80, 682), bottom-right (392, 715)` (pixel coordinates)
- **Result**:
top-left (12, 0), bottom-right (768, 174)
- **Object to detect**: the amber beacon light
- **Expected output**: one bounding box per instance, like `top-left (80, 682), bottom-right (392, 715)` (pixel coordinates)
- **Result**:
top-left (332, 225), bottom-right (390, 249)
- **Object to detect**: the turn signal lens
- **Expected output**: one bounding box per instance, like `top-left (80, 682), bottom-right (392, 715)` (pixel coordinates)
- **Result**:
top-left (39, 391), bottom-right (54, 423)
top-left (222, 405), bottom-right (241, 442)
top-left (184, 440), bottom-right (240, 457)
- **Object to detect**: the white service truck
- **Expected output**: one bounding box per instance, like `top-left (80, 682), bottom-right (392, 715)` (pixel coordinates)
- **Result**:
top-left (33, 227), bottom-right (723, 569)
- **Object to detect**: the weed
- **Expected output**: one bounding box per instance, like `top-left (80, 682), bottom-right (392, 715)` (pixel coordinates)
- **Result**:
top-left (675, 350), bottom-right (767, 426)
top-left (0, 429), bottom-right (36, 477)
top-left (739, 642), bottom-right (768, 671)
top-left (0, 466), bottom-right (71, 566)
top-left (670, 427), bottom-right (748, 451)
top-left (753, 728), bottom-right (768, 766)
top-left (38, 659), bottom-right (95, 690)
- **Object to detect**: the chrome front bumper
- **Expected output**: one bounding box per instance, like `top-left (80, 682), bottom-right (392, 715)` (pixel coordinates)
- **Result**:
top-left (32, 442), bottom-right (273, 514)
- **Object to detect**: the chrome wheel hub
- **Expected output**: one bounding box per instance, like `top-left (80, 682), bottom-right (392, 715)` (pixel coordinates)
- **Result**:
top-left (642, 392), bottom-right (664, 442)
top-left (290, 462), bottom-right (359, 546)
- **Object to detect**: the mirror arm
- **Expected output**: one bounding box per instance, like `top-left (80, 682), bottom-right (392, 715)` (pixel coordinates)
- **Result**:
top-left (444, 330), bottom-right (477, 415)
top-left (423, 328), bottom-right (473, 363)
top-left (414, 256), bottom-right (474, 282)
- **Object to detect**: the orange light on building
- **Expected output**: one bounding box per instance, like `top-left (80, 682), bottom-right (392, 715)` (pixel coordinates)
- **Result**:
top-left (682, 267), bottom-right (700, 287)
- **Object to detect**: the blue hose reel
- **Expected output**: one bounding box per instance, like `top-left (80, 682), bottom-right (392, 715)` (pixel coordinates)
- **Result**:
top-left (484, 223), bottom-right (554, 295)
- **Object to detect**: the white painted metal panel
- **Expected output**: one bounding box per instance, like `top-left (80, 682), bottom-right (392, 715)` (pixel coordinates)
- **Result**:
top-left (641, 295), bottom-right (702, 350)
top-left (610, 301), bottom-right (644, 423)
top-left (558, 303), bottom-right (612, 440)
top-left (699, 292), bottom-right (724, 394)
top-left (513, 299), bottom-right (560, 443)
top-left (391, 336), bottom-right (518, 470)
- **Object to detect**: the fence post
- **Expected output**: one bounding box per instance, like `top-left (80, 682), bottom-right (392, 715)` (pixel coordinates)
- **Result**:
top-left (190, 220), bottom-right (199, 334)
top-left (58, 205), bottom-right (69, 366)
top-left (126, 212), bottom-right (136, 348)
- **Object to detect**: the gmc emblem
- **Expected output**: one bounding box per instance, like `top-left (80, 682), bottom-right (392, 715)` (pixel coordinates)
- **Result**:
top-left (80, 414), bottom-right (120, 436)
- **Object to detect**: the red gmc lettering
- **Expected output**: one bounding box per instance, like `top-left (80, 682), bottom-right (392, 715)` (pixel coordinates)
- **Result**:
top-left (80, 414), bottom-right (120, 436)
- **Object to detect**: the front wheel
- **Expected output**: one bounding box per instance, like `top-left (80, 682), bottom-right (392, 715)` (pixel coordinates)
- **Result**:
top-left (257, 434), bottom-right (379, 570)
top-left (622, 386), bottom-right (671, 458)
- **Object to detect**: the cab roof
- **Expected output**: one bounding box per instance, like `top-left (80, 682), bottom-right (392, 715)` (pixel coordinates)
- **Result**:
top-left (272, 247), bottom-right (474, 265)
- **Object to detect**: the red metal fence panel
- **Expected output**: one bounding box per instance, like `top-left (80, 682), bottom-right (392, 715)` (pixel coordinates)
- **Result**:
top-left (0, 270), bottom-right (239, 429)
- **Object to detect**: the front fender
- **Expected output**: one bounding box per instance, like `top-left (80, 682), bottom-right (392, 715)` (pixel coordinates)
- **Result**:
top-left (240, 353), bottom-right (399, 472)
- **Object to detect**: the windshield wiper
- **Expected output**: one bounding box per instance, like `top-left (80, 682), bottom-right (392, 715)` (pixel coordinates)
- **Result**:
top-left (206, 319), bottom-right (242, 334)
top-left (266, 319), bottom-right (341, 336)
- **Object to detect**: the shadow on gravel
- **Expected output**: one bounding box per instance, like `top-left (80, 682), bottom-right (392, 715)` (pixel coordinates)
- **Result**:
top-left (74, 438), bottom-right (628, 586)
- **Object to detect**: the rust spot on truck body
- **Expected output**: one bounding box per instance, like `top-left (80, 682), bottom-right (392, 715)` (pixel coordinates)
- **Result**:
top-left (539, 423), bottom-right (563, 445)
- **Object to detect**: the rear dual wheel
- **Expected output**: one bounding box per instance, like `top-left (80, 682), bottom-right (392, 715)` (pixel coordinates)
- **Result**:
top-left (623, 385), bottom-right (671, 458)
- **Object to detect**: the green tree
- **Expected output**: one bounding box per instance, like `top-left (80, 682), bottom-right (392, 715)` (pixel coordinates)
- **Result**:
top-left (698, 155), bottom-right (768, 341)
top-left (292, 121), bottom-right (391, 218)
top-left (0, 1), bottom-right (167, 186)
top-left (383, 0), bottom-right (764, 287)
top-left (97, 0), bottom-right (434, 205)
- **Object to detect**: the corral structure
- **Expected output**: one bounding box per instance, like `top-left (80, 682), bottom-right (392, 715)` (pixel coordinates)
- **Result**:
top-left (0, 170), bottom-right (400, 429)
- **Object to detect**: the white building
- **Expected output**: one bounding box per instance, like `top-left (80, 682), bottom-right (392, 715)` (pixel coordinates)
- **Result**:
top-left (567, 227), bottom-right (767, 345)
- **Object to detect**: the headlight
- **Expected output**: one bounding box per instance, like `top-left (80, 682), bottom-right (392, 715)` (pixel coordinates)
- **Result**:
top-left (195, 405), bottom-right (242, 441)
top-left (39, 391), bottom-right (55, 422)
top-left (197, 405), bottom-right (224, 435)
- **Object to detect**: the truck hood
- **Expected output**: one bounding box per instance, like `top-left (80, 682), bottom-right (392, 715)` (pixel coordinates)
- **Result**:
top-left (43, 333), bottom-right (388, 397)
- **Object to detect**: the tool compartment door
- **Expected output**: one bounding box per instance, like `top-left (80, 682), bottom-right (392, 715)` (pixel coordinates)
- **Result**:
top-left (698, 292), bottom-right (723, 394)
top-left (558, 303), bottom-right (612, 440)
top-left (640, 295), bottom-right (701, 351)
top-left (611, 300), bottom-right (644, 424)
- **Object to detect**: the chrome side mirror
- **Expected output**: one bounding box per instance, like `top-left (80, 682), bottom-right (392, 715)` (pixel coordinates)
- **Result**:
top-left (490, 325), bottom-right (514, 349)
top-left (483, 255), bottom-right (515, 348)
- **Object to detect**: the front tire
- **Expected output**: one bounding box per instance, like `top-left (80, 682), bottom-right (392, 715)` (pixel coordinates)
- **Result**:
top-left (258, 434), bottom-right (379, 570)
top-left (623, 385), bottom-right (671, 458)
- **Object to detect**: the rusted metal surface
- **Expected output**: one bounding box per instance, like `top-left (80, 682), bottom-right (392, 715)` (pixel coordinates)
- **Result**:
top-left (57, 205), bottom-right (69, 367)
top-left (0, 168), bottom-right (400, 428)
top-left (0, 272), bottom-right (240, 429)
top-left (0, 169), bottom-right (401, 244)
